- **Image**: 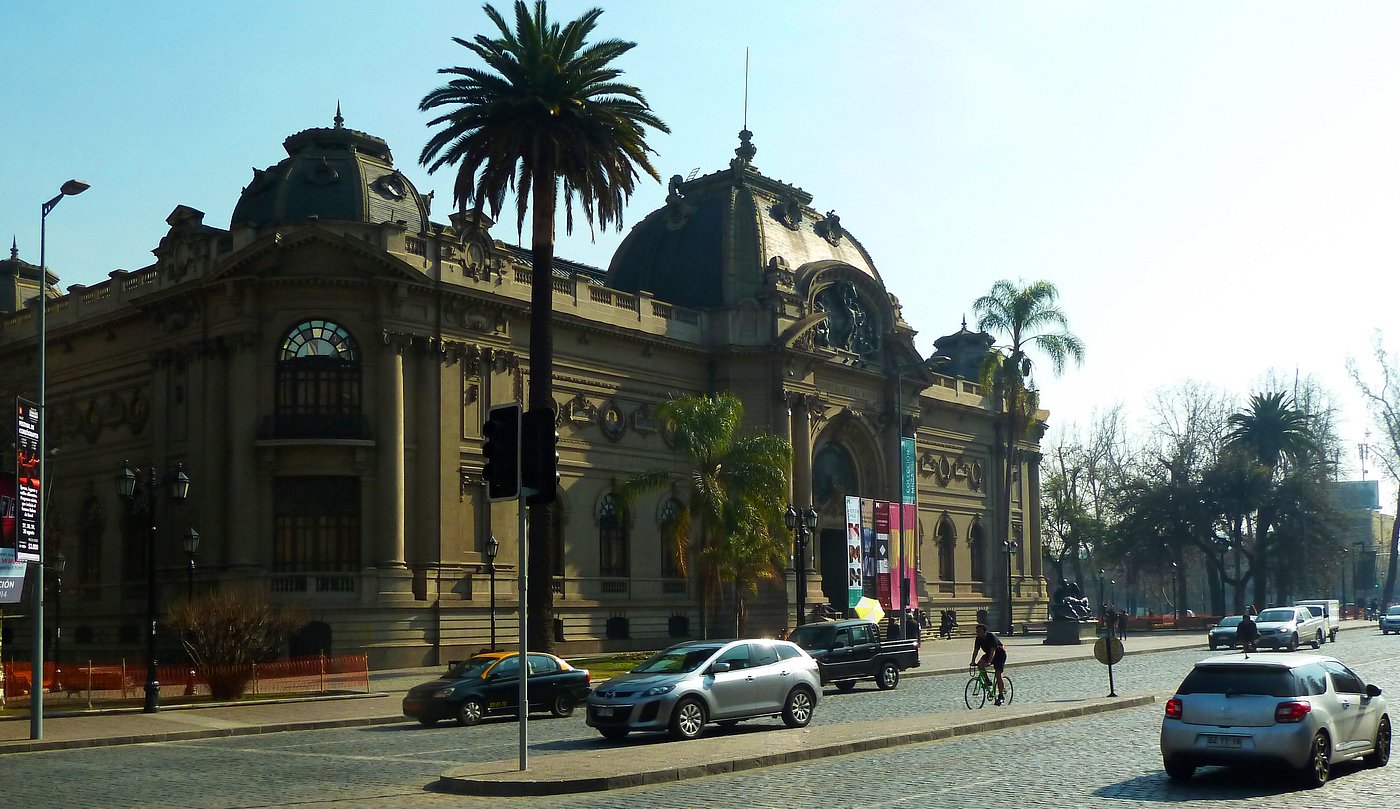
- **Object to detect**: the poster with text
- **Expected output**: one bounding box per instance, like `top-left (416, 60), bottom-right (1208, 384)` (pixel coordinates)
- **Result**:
top-left (15, 398), bottom-right (40, 563)
top-left (845, 496), bottom-right (862, 608)
top-left (860, 498), bottom-right (875, 598)
top-left (0, 471), bottom-right (15, 555)
top-left (875, 500), bottom-right (891, 608)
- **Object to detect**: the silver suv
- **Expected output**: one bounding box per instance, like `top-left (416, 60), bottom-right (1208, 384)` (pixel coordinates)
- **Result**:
top-left (586, 639), bottom-right (821, 741)
top-left (1160, 653), bottom-right (1390, 787)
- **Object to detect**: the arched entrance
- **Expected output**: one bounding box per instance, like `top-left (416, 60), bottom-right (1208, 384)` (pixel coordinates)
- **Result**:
top-left (812, 442), bottom-right (860, 609)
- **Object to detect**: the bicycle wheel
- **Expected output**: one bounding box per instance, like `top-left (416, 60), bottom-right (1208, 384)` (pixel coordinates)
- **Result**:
top-left (964, 677), bottom-right (986, 709)
top-left (1001, 675), bottom-right (1015, 705)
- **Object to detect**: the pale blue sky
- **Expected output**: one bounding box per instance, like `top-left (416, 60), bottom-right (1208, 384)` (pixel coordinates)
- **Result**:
top-left (7, 1), bottom-right (1400, 490)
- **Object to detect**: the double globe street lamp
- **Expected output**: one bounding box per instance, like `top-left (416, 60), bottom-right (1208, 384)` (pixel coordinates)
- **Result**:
top-left (117, 460), bottom-right (191, 713)
top-left (785, 505), bottom-right (818, 628)
top-left (1002, 538), bottom-right (1020, 635)
top-left (485, 534), bottom-right (500, 650)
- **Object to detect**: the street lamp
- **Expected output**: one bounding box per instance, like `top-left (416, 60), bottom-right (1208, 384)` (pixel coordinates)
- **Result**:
top-left (1003, 538), bottom-right (1019, 635)
top-left (182, 528), bottom-right (200, 601)
top-left (50, 551), bottom-right (66, 688)
top-left (785, 505), bottom-right (818, 628)
top-left (31, 178), bottom-right (89, 740)
top-left (485, 535), bottom-right (499, 650)
top-left (1169, 561), bottom-right (1180, 622)
top-left (1341, 546), bottom-right (1350, 615)
top-left (1097, 569), bottom-right (1107, 619)
top-left (117, 459), bottom-right (191, 713)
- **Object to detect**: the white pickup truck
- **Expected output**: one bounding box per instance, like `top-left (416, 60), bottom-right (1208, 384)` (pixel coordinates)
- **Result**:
top-left (1254, 605), bottom-right (1326, 650)
top-left (1295, 599), bottom-right (1341, 643)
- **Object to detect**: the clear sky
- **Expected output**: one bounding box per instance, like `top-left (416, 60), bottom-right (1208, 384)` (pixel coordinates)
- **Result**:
top-left (7, 1), bottom-right (1400, 491)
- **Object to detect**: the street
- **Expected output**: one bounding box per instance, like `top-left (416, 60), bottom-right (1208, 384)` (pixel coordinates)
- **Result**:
top-left (9, 630), bottom-right (1400, 808)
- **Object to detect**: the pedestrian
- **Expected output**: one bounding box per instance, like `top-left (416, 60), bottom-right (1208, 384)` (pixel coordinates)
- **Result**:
top-left (1117, 608), bottom-right (1128, 640)
top-left (1371, 598), bottom-right (1379, 621)
top-left (1237, 606), bottom-right (1258, 656)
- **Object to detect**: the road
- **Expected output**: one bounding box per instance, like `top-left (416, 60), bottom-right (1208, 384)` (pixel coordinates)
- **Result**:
top-left (10, 630), bottom-right (1400, 808)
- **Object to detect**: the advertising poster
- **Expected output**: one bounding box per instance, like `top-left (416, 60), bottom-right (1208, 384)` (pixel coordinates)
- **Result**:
top-left (15, 398), bottom-right (40, 563)
top-left (860, 498), bottom-right (875, 598)
top-left (845, 496), bottom-right (862, 608)
top-left (0, 547), bottom-right (23, 604)
top-left (874, 500), bottom-right (891, 608)
top-left (0, 471), bottom-right (15, 555)
top-left (902, 503), bottom-right (918, 611)
top-left (888, 505), bottom-right (903, 612)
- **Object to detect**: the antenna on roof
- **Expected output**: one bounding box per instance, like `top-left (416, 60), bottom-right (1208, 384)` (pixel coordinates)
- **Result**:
top-left (743, 47), bottom-right (750, 131)
top-left (686, 168), bottom-right (701, 181)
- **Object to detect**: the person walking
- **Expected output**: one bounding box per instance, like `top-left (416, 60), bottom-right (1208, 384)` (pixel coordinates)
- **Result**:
top-left (1237, 606), bottom-right (1258, 656)
top-left (1116, 607), bottom-right (1128, 641)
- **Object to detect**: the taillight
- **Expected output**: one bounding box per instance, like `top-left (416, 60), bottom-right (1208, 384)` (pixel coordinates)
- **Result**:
top-left (1165, 698), bottom-right (1183, 720)
top-left (1275, 701), bottom-right (1312, 723)
top-left (583, 669), bottom-right (591, 685)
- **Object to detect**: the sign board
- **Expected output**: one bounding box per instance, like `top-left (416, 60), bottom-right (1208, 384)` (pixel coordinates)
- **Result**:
top-left (15, 399), bottom-right (40, 563)
top-left (0, 548), bottom-right (24, 604)
top-left (901, 437), bottom-right (916, 502)
top-left (845, 497), bottom-right (862, 608)
top-left (1094, 635), bottom-right (1124, 666)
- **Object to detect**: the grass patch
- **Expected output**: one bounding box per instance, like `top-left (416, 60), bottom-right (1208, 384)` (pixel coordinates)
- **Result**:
top-left (569, 651), bottom-right (651, 682)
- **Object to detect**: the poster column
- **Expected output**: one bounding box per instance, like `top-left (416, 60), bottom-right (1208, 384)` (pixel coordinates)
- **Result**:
top-left (845, 497), bottom-right (862, 609)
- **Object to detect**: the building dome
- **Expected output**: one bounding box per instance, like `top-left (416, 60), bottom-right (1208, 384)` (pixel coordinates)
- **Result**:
top-left (606, 130), bottom-right (882, 308)
top-left (230, 108), bottom-right (430, 233)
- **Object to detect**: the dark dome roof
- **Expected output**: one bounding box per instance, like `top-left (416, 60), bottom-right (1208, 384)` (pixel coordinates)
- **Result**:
top-left (231, 110), bottom-right (429, 232)
top-left (606, 131), bottom-right (882, 308)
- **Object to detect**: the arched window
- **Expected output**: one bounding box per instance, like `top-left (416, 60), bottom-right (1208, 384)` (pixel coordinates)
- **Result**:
top-left (938, 517), bottom-right (956, 582)
top-left (599, 494), bottom-right (628, 578)
top-left (969, 520), bottom-right (986, 582)
top-left (659, 498), bottom-right (684, 578)
top-left (275, 319), bottom-right (362, 436)
top-left (812, 443), bottom-right (858, 508)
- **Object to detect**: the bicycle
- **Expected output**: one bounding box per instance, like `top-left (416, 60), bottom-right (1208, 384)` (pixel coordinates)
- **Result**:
top-left (965, 663), bottom-right (1014, 708)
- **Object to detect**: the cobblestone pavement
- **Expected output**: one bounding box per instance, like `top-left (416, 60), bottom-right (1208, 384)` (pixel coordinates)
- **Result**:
top-left (8, 630), bottom-right (1399, 808)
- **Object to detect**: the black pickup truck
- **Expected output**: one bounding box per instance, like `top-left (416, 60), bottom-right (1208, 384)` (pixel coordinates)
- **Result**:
top-left (786, 618), bottom-right (920, 691)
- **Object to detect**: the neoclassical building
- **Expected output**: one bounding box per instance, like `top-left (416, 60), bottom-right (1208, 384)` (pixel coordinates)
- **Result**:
top-left (0, 116), bottom-right (1048, 667)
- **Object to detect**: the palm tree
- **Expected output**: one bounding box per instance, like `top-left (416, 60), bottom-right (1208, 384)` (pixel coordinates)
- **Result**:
top-left (1224, 392), bottom-right (1320, 607)
top-left (419, 1), bottom-right (669, 650)
top-left (620, 393), bottom-right (791, 638)
top-left (973, 280), bottom-right (1084, 632)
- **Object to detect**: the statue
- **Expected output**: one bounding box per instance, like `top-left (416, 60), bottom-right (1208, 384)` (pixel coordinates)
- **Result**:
top-left (1050, 579), bottom-right (1094, 621)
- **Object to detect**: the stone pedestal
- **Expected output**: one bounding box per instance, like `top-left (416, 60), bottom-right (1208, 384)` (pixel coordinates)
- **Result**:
top-left (1043, 619), bottom-right (1099, 645)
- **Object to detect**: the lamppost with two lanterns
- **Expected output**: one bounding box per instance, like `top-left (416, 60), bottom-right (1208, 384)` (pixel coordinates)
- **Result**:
top-left (485, 535), bottom-right (500, 650)
top-left (785, 505), bottom-right (818, 628)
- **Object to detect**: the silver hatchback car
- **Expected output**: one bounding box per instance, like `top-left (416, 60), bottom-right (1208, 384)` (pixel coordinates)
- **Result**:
top-left (1160, 653), bottom-right (1391, 787)
top-left (586, 638), bottom-right (821, 741)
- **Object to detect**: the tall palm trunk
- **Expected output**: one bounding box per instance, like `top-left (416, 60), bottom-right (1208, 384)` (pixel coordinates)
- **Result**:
top-left (1252, 507), bottom-right (1274, 610)
top-left (526, 167), bottom-right (556, 653)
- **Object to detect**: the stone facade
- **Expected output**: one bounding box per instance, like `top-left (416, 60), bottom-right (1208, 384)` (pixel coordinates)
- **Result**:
top-left (0, 117), bottom-right (1048, 668)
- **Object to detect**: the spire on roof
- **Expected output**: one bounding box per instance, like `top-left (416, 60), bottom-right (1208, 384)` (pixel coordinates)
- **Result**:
top-left (10, 237), bottom-right (17, 260)
top-left (334, 102), bottom-right (344, 129)
top-left (734, 128), bottom-right (757, 164)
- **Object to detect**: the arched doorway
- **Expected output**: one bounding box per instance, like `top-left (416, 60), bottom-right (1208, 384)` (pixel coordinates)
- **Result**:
top-left (812, 442), bottom-right (860, 609)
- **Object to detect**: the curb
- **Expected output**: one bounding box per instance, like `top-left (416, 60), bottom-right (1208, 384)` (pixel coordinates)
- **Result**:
top-left (435, 694), bottom-right (1157, 796)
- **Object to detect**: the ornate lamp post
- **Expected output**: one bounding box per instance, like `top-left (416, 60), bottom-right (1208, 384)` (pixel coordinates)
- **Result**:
top-left (785, 506), bottom-right (818, 628)
top-left (485, 535), bottom-right (499, 650)
top-left (117, 460), bottom-right (191, 713)
top-left (1003, 538), bottom-right (1020, 635)
top-left (30, 178), bottom-right (89, 740)
top-left (182, 528), bottom-right (200, 601)
top-left (1342, 546), bottom-right (1350, 616)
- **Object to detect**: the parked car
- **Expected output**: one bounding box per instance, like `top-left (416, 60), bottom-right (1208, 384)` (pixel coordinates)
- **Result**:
top-left (1380, 606), bottom-right (1400, 635)
top-left (1160, 652), bottom-right (1390, 787)
top-left (785, 618), bottom-right (920, 691)
top-left (1296, 600), bottom-right (1342, 643)
top-left (401, 651), bottom-right (591, 727)
top-left (585, 639), bottom-right (821, 741)
top-left (1208, 616), bottom-right (1243, 650)
top-left (1255, 606), bottom-right (1326, 651)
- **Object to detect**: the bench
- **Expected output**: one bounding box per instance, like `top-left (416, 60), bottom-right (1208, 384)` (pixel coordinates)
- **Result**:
top-left (1020, 621), bottom-right (1049, 634)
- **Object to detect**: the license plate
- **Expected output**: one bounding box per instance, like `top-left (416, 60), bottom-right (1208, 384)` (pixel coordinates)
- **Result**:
top-left (595, 706), bottom-right (614, 717)
top-left (1205, 735), bottom-right (1243, 748)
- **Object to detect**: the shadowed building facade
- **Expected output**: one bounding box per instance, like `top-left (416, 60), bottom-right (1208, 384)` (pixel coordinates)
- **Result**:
top-left (0, 117), bottom-right (1048, 667)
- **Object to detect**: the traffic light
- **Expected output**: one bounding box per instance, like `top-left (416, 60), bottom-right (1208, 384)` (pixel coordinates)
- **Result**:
top-left (522, 406), bottom-right (559, 504)
top-left (482, 403), bottom-right (521, 501)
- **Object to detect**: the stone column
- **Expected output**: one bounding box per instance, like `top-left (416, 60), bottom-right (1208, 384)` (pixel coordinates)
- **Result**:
top-left (378, 334), bottom-right (407, 569)
top-left (226, 334), bottom-right (259, 569)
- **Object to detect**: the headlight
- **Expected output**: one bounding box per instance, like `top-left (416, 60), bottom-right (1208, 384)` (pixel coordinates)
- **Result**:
top-left (643, 684), bottom-right (676, 697)
top-left (432, 687), bottom-right (455, 698)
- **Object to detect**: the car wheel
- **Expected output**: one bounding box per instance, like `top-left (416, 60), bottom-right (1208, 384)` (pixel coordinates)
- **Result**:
top-left (1313, 631), bottom-right (1323, 649)
top-left (835, 680), bottom-right (857, 692)
top-left (782, 687), bottom-right (815, 728)
top-left (550, 693), bottom-right (576, 718)
top-left (1288, 633), bottom-right (1300, 652)
top-left (668, 697), bottom-right (707, 741)
top-left (1164, 759), bottom-right (1195, 781)
top-left (1330, 630), bottom-right (1338, 643)
top-left (417, 717), bottom-right (440, 728)
top-left (599, 727), bottom-right (629, 741)
top-left (1366, 716), bottom-right (1392, 768)
top-left (876, 662), bottom-right (900, 691)
top-left (456, 697), bottom-right (486, 727)
top-left (1300, 732), bottom-right (1331, 788)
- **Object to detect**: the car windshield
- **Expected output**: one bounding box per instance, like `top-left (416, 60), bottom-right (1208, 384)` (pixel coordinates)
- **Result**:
top-left (1216, 616), bottom-right (1242, 627)
top-left (1257, 608), bottom-right (1297, 622)
top-left (1387, 606), bottom-right (1400, 616)
top-left (446, 657), bottom-right (498, 679)
top-left (631, 646), bottom-right (720, 674)
top-left (786, 624), bottom-right (836, 650)
top-left (1177, 665), bottom-right (1302, 697)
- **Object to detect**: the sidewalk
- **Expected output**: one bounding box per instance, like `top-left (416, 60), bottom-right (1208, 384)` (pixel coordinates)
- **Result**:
top-left (0, 619), bottom-right (1371, 757)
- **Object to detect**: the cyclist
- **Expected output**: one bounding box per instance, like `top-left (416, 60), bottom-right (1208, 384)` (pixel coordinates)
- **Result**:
top-left (971, 623), bottom-right (1008, 705)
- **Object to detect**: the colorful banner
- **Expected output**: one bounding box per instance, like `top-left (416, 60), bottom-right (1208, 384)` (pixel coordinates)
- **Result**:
top-left (901, 503), bottom-right (917, 611)
top-left (875, 501), bottom-right (891, 608)
top-left (860, 499), bottom-right (875, 599)
top-left (901, 437), bottom-right (917, 503)
top-left (0, 547), bottom-right (23, 604)
top-left (0, 472), bottom-right (15, 556)
top-left (845, 496), bottom-right (862, 608)
top-left (15, 398), bottom-right (40, 563)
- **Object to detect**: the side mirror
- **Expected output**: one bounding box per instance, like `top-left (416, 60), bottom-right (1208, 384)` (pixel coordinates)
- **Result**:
top-left (833, 640), bottom-right (847, 649)
top-left (1367, 683), bottom-right (1383, 698)
top-left (711, 661), bottom-right (732, 674)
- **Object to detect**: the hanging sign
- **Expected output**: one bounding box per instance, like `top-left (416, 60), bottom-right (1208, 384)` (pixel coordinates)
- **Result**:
top-left (15, 398), bottom-right (40, 564)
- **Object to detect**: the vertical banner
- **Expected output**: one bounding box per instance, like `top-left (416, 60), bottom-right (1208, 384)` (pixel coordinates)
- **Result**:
top-left (901, 437), bottom-right (917, 503)
top-left (845, 496), bottom-right (862, 608)
top-left (875, 500), bottom-right (891, 609)
top-left (889, 505), bottom-right (903, 612)
top-left (15, 398), bottom-right (40, 563)
top-left (860, 498), bottom-right (875, 599)
top-left (0, 472), bottom-right (15, 555)
top-left (902, 503), bottom-right (918, 611)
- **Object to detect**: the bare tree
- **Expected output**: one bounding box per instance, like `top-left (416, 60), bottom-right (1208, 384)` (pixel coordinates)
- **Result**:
top-left (1348, 335), bottom-right (1400, 606)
